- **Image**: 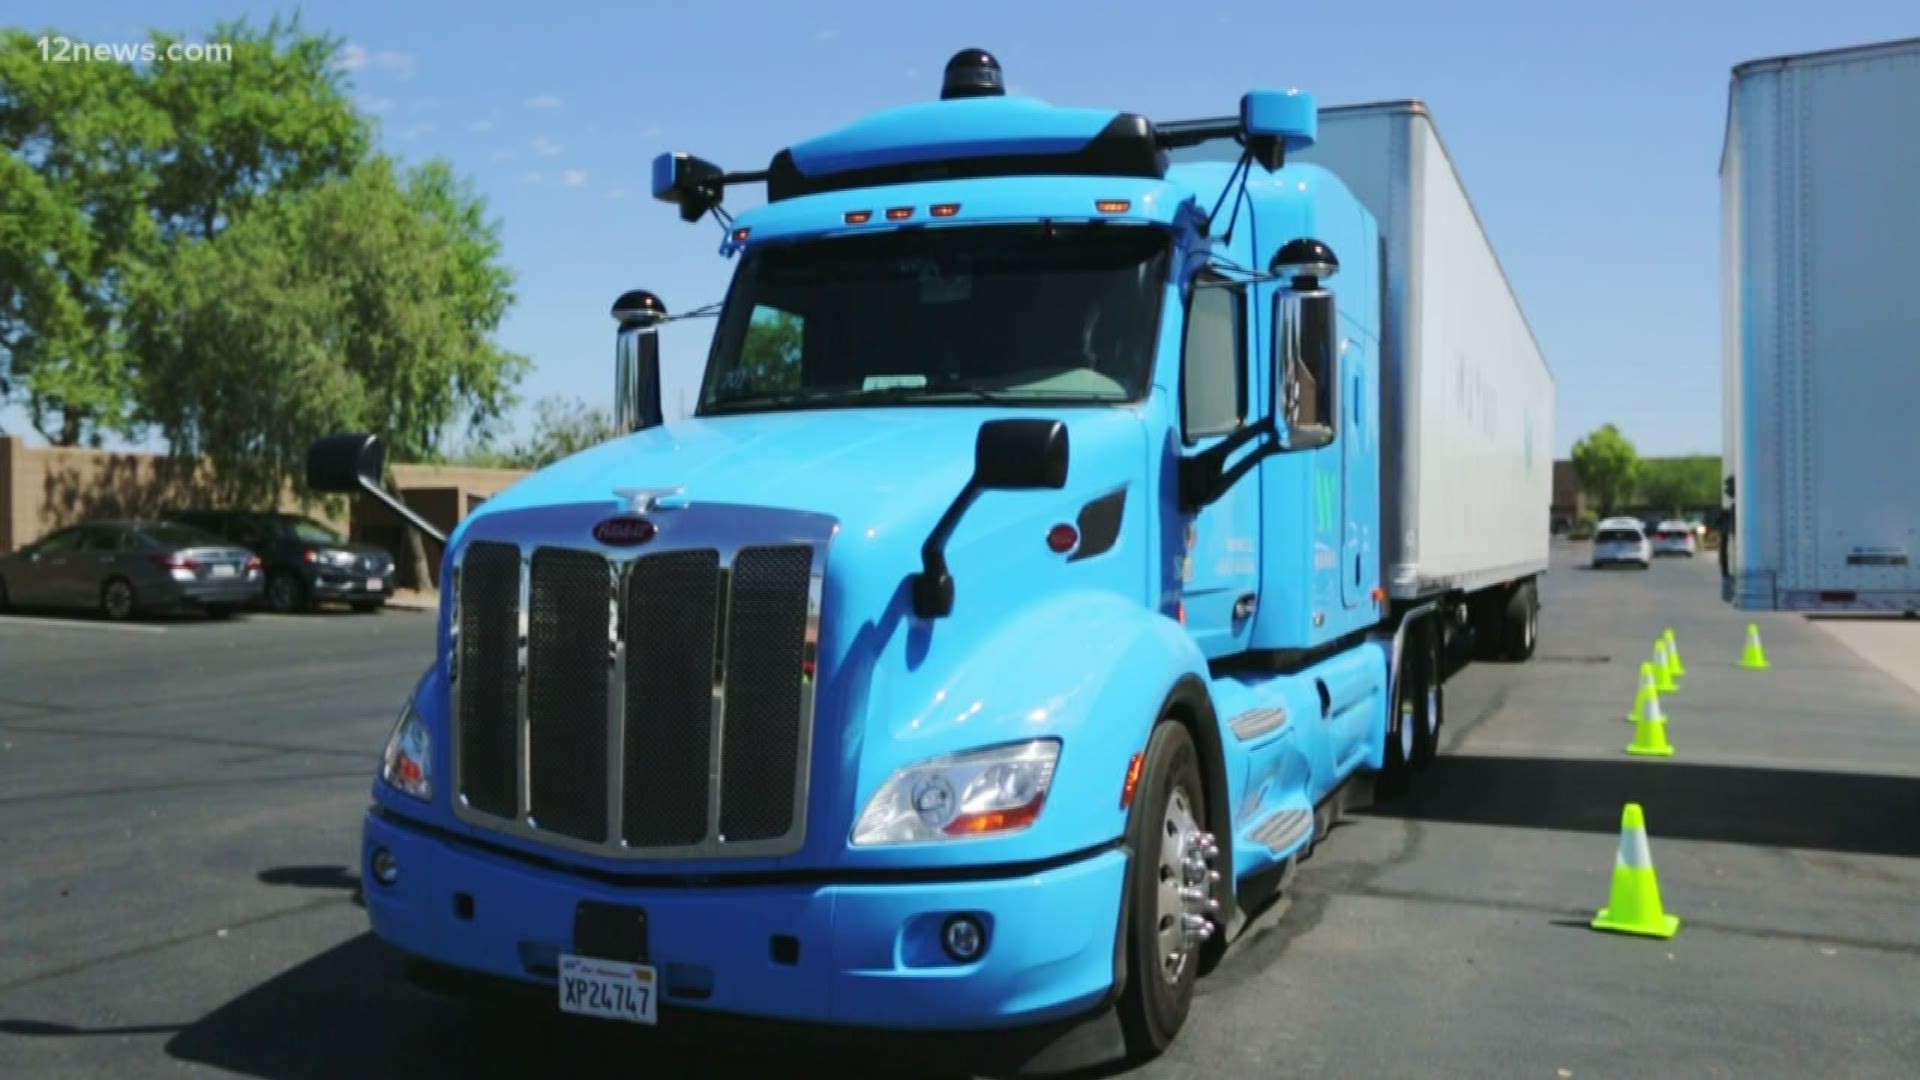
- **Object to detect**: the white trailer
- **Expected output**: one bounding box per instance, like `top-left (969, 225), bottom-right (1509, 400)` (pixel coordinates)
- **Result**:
top-left (1720, 38), bottom-right (1920, 613)
top-left (1173, 100), bottom-right (1555, 656)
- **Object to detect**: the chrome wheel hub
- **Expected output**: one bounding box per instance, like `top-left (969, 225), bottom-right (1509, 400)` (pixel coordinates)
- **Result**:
top-left (1155, 787), bottom-right (1218, 985)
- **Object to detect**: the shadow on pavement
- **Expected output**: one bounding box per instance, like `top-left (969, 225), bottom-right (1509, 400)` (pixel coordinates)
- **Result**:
top-left (134, 934), bottom-right (1011, 1079)
top-left (1359, 754), bottom-right (1920, 859)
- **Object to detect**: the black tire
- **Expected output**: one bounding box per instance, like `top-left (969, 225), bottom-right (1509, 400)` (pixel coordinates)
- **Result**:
top-left (1117, 720), bottom-right (1212, 1063)
top-left (0, 575), bottom-right (9, 612)
top-left (1411, 625), bottom-right (1446, 770)
top-left (350, 600), bottom-right (383, 614)
top-left (267, 571), bottom-right (309, 614)
top-left (1502, 579), bottom-right (1539, 662)
top-left (1378, 640), bottom-right (1419, 800)
top-left (100, 577), bottom-right (137, 621)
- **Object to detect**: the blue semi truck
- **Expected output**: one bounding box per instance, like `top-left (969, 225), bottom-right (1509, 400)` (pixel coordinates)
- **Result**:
top-left (311, 50), bottom-right (1552, 1070)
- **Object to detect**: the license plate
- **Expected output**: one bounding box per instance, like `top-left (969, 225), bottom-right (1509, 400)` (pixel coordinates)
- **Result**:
top-left (366, 577), bottom-right (383, 591)
top-left (210, 564), bottom-right (237, 578)
top-left (558, 954), bottom-right (656, 1025)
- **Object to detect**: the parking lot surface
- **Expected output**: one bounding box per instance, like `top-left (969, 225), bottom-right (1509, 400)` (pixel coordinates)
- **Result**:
top-left (2, 547), bottom-right (1917, 1078)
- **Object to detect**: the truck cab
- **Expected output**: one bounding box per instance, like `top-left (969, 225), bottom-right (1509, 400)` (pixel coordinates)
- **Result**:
top-left (323, 50), bottom-right (1542, 1069)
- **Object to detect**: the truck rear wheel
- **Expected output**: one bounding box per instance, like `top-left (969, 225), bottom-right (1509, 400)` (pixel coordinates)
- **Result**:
top-left (1117, 719), bottom-right (1215, 1062)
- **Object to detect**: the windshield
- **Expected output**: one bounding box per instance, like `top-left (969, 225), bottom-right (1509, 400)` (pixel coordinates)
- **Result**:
top-left (698, 223), bottom-right (1172, 415)
top-left (283, 516), bottom-right (344, 543)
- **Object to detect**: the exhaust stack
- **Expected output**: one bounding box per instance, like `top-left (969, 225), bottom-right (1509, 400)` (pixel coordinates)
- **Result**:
top-left (611, 289), bottom-right (668, 433)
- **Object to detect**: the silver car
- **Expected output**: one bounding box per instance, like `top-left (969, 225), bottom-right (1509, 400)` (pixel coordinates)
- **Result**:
top-left (0, 521), bottom-right (262, 620)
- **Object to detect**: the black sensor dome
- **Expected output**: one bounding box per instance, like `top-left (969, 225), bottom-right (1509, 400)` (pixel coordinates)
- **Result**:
top-left (942, 49), bottom-right (1005, 100)
top-left (611, 289), bottom-right (668, 327)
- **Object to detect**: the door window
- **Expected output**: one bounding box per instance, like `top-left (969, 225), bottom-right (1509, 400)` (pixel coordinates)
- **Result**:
top-left (1182, 278), bottom-right (1246, 440)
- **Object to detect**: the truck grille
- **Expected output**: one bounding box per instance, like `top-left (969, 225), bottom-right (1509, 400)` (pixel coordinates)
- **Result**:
top-left (448, 509), bottom-right (828, 861)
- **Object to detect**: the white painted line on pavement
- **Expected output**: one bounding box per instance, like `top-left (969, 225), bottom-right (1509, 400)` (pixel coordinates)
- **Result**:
top-left (0, 615), bottom-right (168, 635)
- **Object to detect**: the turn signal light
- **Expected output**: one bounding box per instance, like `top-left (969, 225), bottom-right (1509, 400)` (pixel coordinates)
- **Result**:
top-left (930, 203), bottom-right (961, 217)
top-left (844, 210), bottom-right (873, 224)
top-left (1120, 752), bottom-right (1145, 809)
top-left (886, 206), bottom-right (913, 221)
top-left (1046, 523), bottom-right (1079, 554)
top-left (731, 227), bottom-right (751, 244)
top-left (1095, 199), bottom-right (1131, 213)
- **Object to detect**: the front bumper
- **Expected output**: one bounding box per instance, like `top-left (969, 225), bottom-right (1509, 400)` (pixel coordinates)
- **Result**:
top-left (309, 569), bottom-right (393, 601)
top-left (361, 809), bottom-right (1126, 1031)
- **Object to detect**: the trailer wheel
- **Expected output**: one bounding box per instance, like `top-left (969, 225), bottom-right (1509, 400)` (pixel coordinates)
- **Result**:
top-left (1117, 720), bottom-right (1213, 1063)
top-left (1502, 579), bottom-right (1539, 661)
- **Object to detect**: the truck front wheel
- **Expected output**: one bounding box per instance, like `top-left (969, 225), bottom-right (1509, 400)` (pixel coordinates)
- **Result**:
top-left (1117, 719), bottom-right (1215, 1062)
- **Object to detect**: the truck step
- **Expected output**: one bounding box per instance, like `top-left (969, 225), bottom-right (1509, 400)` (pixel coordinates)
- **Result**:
top-left (1246, 807), bottom-right (1315, 855)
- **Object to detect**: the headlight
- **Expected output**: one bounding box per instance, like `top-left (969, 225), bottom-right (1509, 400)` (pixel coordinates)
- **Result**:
top-left (851, 739), bottom-right (1059, 845)
top-left (381, 698), bottom-right (432, 800)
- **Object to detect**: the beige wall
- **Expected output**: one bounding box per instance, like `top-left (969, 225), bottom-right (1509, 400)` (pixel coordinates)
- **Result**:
top-left (1, 437), bottom-right (528, 590)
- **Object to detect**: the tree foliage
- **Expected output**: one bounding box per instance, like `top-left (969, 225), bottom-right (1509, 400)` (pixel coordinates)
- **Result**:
top-left (1636, 455), bottom-right (1720, 514)
top-left (0, 18), bottom-right (368, 444)
top-left (128, 156), bottom-right (527, 505)
top-left (1571, 423), bottom-right (1640, 516)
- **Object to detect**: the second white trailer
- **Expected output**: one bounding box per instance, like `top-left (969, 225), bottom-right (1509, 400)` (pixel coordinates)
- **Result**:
top-left (1721, 38), bottom-right (1920, 612)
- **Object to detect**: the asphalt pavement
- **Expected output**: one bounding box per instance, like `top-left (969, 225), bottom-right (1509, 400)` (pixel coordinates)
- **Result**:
top-left (1, 546), bottom-right (1916, 1078)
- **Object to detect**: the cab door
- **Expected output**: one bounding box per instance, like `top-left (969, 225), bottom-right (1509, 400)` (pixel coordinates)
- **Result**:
top-left (1177, 272), bottom-right (1260, 657)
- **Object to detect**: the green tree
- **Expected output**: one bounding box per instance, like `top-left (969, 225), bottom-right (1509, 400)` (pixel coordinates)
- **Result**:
top-left (127, 155), bottom-right (528, 582)
top-left (506, 396), bottom-right (620, 469)
top-left (1571, 423), bottom-right (1640, 516)
top-left (0, 18), bottom-right (366, 444)
top-left (1635, 455), bottom-right (1720, 516)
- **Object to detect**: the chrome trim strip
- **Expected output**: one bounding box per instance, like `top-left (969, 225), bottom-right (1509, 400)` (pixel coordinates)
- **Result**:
top-left (605, 555), bottom-right (624, 845)
top-left (704, 567), bottom-right (729, 846)
top-left (515, 550), bottom-right (532, 824)
top-left (1230, 706), bottom-right (1290, 741)
top-left (447, 499), bottom-right (836, 862)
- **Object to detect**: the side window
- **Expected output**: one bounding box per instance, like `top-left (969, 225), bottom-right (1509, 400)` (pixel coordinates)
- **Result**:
top-left (32, 527), bottom-right (84, 555)
top-left (1182, 278), bottom-right (1246, 440)
top-left (718, 305), bottom-right (804, 395)
top-left (78, 526), bottom-right (125, 553)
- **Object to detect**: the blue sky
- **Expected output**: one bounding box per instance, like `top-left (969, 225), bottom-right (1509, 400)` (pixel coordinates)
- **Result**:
top-left (6, 0), bottom-right (1915, 457)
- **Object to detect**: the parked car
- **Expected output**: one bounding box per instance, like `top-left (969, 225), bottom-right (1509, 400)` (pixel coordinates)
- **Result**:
top-left (165, 509), bottom-right (395, 613)
top-left (1592, 518), bottom-right (1652, 569)
top-left (1651, 520), bottom-right (1699, 557)
top-left (0, 521), bottom-right (261, 619)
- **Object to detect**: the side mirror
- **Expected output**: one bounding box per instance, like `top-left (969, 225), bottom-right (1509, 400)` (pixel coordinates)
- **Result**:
top-left (913, 418), bottom-right (1072, 618)
top-left (1270, 238), bottom-right (1339, 451)
top-left (307, 433), bottom-right (385, 493)
top-left (974, 419), bottom-right (1069, 490)
top-left (651, 152), bottom-right (725, 223)
top-left (304, 433), bottom-right (448, 546)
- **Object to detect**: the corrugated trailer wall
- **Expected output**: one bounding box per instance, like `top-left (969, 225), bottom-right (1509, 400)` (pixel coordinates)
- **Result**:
top-left (1298, 104), bottom-right (1554, 601)
top-left (1722, 39), bottom-right (1920, 611)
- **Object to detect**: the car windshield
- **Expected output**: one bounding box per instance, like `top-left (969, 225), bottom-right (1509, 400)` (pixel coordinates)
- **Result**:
top-left (283, 516), bottom-right (343, 543)
top-left (1595, 529), bottom-right (1641, 543)
top-left (697, 223), bottom-right (1172, 416)
top-left (138, 523), bottom-right (228, 548)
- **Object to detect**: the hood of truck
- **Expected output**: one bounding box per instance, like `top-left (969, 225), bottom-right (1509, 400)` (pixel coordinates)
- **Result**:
top-left (467, 406), bottom-right (1146, 551)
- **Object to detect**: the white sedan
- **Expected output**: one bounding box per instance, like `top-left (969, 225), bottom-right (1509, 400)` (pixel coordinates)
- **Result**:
top-left (1651, 520), bottom-right (1699, 557)
top-left (1592, 520), bottom-right (1652, 568)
